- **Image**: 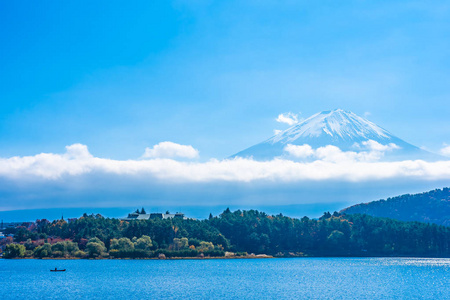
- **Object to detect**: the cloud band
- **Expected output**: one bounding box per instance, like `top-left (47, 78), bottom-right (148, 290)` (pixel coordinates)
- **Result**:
top-left (1, 143), bottom-right (450, 183)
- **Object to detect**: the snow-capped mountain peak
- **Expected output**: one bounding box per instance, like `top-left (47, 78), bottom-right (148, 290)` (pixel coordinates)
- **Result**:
top-left (270, 109), bottom-right (389, 144)
top-left (231, 109), bottom-right (440, 161)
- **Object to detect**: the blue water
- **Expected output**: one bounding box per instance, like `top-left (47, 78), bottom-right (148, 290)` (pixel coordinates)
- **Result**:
top-left (1, 258), bottom-right (449, 299)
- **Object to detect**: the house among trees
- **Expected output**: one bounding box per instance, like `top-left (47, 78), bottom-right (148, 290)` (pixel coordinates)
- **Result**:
top-left (121, 208), bottom-right (187, 221)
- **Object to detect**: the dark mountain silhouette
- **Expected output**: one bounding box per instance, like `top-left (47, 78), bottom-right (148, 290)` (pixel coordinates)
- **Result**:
top-left (341, 188), bottom-right (450, 226)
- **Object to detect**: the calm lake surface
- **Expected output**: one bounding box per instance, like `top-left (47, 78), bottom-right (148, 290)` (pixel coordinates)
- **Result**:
top-left (1, 257), bottom-right (449, 299)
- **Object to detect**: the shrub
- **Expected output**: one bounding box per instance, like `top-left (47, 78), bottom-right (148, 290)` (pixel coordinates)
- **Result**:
top-left (202, 249), bottom-right (225, 257)
top-left (73, 250), bottom-right (87, 258)
top-left (53, 251), bottom-right (64, 257)
top-left (109, 249), bottom-right (151, 258)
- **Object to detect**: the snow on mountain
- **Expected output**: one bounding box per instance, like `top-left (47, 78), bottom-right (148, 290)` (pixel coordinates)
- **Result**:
top-left (231, 109), bottom-right (441, 161)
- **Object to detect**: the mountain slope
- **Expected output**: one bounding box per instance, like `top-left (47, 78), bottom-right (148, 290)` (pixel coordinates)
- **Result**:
top-left (340, 188), bottom-right (450, 226)
top-left (232, 109), bottom-right (439, 161)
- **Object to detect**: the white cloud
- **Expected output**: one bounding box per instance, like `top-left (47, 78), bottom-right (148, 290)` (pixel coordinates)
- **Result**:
top-left (284, 144), bottom-right (314, 158)
top-left (284, 141), bottom-right (400, 163)
top-left (440, 144), bottom-right (450, 157)
top-left (314, 145), bottom-right (361, 162)
top-left (142, 142), bottom-right (199, 159)
top-left (361, 140), bottom-right (400, 152)
top-left (273, 129), bottom-right (282, 135)
top-left (65, 143), bottom-right (93, 160)
top-left (1, 144), bottom-right (450, 184)
top-left (276, 112), bottom-right (299, 126)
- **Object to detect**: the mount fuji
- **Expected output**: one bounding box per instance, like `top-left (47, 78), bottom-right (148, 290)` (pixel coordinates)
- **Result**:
top-left (232, 109), bottom-right (441, 161)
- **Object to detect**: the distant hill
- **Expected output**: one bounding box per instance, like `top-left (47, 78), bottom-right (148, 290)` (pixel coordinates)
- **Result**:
top-left (341, 188), bottom-right (450, 226)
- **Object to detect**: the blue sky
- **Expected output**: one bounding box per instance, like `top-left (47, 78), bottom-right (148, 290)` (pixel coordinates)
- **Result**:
top-left (2, 1), bottom-right (450, 159)
top-left (1, 1), bottom-right (450, 217)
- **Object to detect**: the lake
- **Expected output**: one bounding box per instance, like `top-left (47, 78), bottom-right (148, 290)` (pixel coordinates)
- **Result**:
top-left (1, 257), bottom-right (449, 299)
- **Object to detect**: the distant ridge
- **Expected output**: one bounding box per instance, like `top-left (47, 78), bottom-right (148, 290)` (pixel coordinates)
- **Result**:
top-left (231, 109), bottom-right (441, 161)
top-left (340, 188), bottom-right (450, 226)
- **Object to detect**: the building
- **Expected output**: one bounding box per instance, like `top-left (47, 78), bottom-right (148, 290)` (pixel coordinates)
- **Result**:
top-left (121, 211), bottom-right (186, 221)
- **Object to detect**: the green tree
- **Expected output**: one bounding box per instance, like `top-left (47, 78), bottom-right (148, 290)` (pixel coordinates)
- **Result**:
top-left (172, 237), bottom-right (189, 250)
top-left (198, 241), bottom-right (214, 251)
top-left (110, 237), bottom-right (134, 251)
top-left (327, 230), bottom-right (345, 253)
top-left (4, 243), bottom-right (26, 258)
top-left (86, 237), bottom-right (107, 257)
top-left (33, 243), bottom-right (52, 258)
top-left (51, 241), bottom-right (80, 257)
top-left (134, 235), bottom-right (153, 250)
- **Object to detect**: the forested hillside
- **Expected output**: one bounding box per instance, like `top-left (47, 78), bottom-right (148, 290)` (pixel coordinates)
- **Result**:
top-left (3, 209), bottom-right (450, 258)
top-left (341, 188), bottom-right (450, 226)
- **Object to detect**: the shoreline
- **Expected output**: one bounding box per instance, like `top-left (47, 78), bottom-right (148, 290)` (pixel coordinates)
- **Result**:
top-left (0, 255), bottom-right (274, 260)
top-left (3, 255), bottom-right (450, 260)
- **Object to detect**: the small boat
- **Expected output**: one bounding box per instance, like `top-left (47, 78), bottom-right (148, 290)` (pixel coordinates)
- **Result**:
top-left (50, 268), bottom-right (66, 272)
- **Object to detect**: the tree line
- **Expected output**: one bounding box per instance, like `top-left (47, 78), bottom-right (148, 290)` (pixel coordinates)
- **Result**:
top-left (2, 209), bottom-right (450, 258)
